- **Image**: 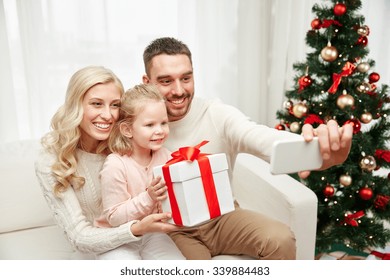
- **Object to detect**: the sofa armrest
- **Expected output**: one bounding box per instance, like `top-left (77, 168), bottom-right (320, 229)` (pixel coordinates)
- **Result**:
top-left (232, 153), bottom-right (318, 260)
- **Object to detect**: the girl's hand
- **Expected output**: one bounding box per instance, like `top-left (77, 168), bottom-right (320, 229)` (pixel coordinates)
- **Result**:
top-left (147, 176), bottom-right (168, 202)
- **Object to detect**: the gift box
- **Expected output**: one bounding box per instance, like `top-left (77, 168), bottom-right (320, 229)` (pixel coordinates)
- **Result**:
top-left (153, 145), bottom-right (235, 227)
top-left (366, 245), bottom-right (390, 260)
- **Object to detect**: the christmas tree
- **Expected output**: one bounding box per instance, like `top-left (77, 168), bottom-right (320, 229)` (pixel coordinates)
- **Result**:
top-left (275, 0), bottom-right (390, 254)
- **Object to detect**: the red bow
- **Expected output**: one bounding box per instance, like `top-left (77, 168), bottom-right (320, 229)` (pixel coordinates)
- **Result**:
top-left (320, 19), bottom-right (342, 28)
top-left (166, 140), bottom-right (209, 164)
top-left (375, 149), bottom-right (390, 163)
top-left (162, 141), bottom-right (221, 226)
top-left (343, 210), bottom-right (365, 227)
top-left (328, 62), bottom-right (356, 94)
top-left (370, 250), bottom-right (390, 260)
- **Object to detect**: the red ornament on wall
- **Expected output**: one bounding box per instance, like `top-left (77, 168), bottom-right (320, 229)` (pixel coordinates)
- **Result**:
top-left (334, 3), bottom-right (347, 16)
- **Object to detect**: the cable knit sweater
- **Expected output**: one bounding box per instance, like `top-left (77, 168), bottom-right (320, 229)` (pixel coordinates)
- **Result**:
top-left (165, 97), bottom-right (299, 177)
top-left (34, 149), bottom-right (140, 255)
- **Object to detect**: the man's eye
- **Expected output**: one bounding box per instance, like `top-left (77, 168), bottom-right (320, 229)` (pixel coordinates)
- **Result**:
top-left (160, 79), bottom-right (171, 85)
top-left (111, 103), bottom-right (120, 108)
top-left (182, 75), bottom-right (193, 82)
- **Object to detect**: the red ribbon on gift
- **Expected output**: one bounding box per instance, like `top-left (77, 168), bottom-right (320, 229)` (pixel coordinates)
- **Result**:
top-left (343, 210), bottom-right (365, 227)
top-left (328, 62), bottom-right (356, 94)
top-left (370, 250), bottom-right (390, 260)
top-left (162, 140), bottom-right (221, 226)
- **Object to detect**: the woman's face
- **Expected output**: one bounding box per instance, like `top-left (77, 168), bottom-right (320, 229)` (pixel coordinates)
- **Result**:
top-left (79, 82), bottom-right (121, 152)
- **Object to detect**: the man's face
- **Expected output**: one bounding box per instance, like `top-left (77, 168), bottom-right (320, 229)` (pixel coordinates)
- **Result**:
top-left (143, 54), bottom-right (194, 122)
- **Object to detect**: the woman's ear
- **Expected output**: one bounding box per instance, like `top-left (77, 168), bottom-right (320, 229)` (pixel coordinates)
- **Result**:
top-left (120, 122), bottom-right (132, 138)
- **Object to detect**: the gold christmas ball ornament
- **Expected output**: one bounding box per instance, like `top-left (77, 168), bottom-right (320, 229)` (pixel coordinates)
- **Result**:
top-left (356, 82), bottom-right (371, 93)
top-left (292, 103), bottom-right (308, 118)
top-left (359, 155), bottom-right (377, 172)
top-left (357, 62), bottom-right (370, 73)
top-left (289, 122), bottom-right (301, 133)
top-left (337, 94), bottom-right (355, 109)
top-left (321, 45), bottom-right (338, 62)
top-left (339, 174), bottom-right (352, 187)
top-left (360, 112), bottom-right (373, 124)
top-left (357, 25), bottom-right (370, 36)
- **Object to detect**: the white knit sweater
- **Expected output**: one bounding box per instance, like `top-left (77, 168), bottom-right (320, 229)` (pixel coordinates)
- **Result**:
top-left (165, 97), bottom-right (297, 175)
top-left (34, 149), bottom-right (140, 255)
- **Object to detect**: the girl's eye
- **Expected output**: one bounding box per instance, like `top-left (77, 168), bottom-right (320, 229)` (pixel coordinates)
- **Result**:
top-left (91, 102), bottom-right (102, 106)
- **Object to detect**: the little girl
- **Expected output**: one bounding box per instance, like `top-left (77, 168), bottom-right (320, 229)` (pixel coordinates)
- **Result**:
top-left (97, 84), bottom-right (185, 260)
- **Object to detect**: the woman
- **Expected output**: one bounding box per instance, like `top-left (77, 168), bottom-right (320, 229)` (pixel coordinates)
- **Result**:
top-left (35, 66), bottom-right (183, 259)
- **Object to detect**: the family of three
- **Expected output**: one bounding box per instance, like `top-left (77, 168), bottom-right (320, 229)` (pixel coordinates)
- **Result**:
top-left (35, 37), bottom-right (353, 260)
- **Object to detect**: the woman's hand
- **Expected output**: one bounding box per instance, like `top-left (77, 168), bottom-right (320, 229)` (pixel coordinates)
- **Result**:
top-left (130, 212), bottom-right (180, 236)
top-left (298, 120), bottom-right (353, 179)
top-left (147, 176), bottom-right (167, 202)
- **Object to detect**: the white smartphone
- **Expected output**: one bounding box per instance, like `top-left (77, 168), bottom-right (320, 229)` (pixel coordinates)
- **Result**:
top-left (270, 136), bottom-right (323, 175)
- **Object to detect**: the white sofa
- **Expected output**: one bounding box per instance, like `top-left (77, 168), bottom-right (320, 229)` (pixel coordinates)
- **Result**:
top-left (0, 139), bottom-right (318, 260)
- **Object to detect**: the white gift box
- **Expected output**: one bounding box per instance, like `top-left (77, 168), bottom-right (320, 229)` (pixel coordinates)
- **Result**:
top-left (153, 153), bottom-right (235, 226)
top-left (366, 245), bottom-right (390, 260)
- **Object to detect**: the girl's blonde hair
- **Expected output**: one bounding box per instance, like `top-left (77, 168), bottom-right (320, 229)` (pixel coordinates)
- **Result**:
top-left (41, 66), bottom-right (124, 196)
top-left (108, 84), bottom-right (165, 156)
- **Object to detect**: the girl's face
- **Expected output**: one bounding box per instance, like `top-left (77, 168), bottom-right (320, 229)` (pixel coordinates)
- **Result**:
top-left (129, 100), bottom-right (169, 155)
top-left (79, 82), bottom-right (121, 152)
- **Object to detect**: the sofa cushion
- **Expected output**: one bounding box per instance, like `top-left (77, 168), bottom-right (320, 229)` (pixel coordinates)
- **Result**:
top-left (0, 225), bottom-right (94, 260)
top-left (0, 140), bottom-right (55, 233)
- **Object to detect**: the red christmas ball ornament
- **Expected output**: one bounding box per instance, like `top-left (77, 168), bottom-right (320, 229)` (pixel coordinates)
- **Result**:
top-left (344, 119), bottom-right (361, 134)
top-left (298, 75), bottom-right (313, 91)
top-left (369, 72), bottom-right (380, 83)
top-left (275, 123), bottom-right (286, 130)
top-left (359, 187), bottom-right (373, 200)
top-left (311, 18), bottom-right (322, 29)
top-left (323, 185), bottom-right (335, 197)
top-left (357, 36), bottom-right (368, 46)
top-left (334, 3), bottom-right (347, 16)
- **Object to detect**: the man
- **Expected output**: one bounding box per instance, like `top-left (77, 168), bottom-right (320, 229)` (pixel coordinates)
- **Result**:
top-left (142, 37), bottom-right (353, 259)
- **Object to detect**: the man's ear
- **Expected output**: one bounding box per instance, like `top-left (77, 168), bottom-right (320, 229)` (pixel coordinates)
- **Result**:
top-left (120, 122), bottom-right (132, 138)
top-left (142, 74), bottom-right (150, 84)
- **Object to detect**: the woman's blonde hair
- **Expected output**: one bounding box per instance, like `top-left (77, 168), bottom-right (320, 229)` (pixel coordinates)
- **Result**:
top-left (108, 84), bottom-right (165, 156)
top-left (42, 66), bottom-right (124, 196)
